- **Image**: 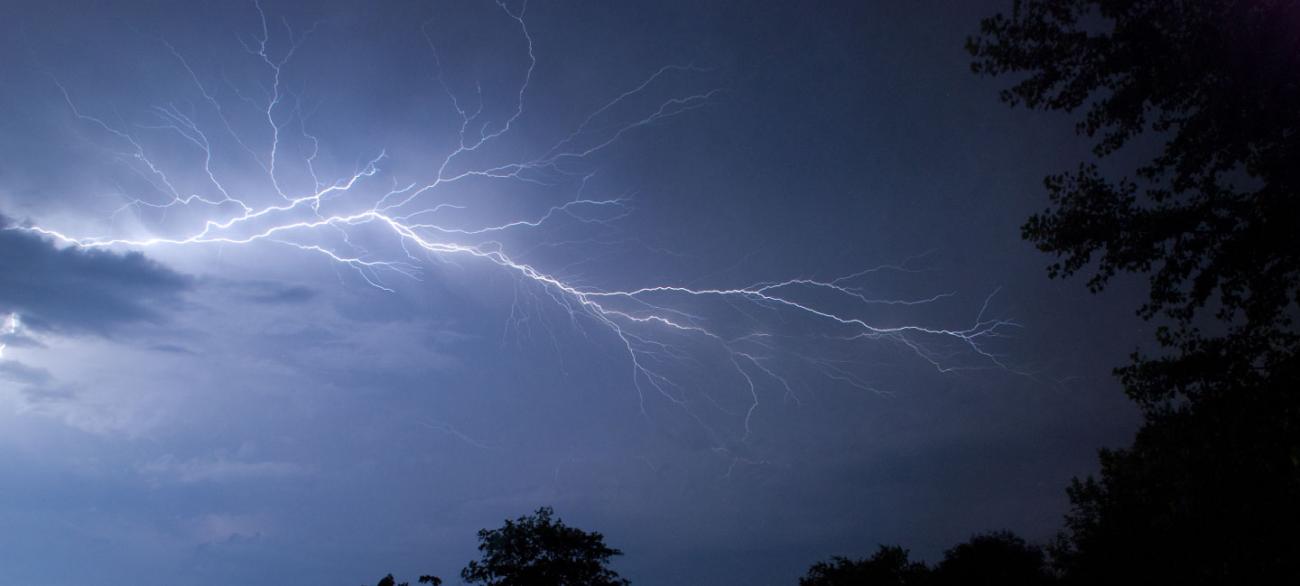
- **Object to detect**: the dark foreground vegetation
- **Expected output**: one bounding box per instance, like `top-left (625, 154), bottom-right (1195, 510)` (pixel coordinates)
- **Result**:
top-left (375, 0), bottom-right (1299, 583)
top-left (372, 507), bottom-right (628, 586)
top-left (963, 0), bottom-right (1300, 583)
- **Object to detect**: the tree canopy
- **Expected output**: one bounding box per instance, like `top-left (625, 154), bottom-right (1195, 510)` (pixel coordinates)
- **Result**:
top-left (799, 545), bottom-right (930, 586)
top-left (968, 0), bottom-right (1300, 411)
top-left (460, 506), bottom-right (630, 586)
top-left (370, 574), bottom-right (441, 586)
top-left (930, 531), bottom-right (1055, 586)
top-left (799, 532), bottom-right (1055, 586)
top-left (969, 0), bottom-right (1300, 583)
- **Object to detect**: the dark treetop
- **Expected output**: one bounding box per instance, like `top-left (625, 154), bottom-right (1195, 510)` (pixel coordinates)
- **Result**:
top-left (461, 507), bottom-right (630, 586)
top-left (969, 1), bottom-right (1300, 583)
top-left (969, 0), bottom-right (1300, 411)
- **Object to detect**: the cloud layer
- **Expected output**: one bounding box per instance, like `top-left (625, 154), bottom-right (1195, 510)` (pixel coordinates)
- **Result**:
top-left (0, 215), bottom-right (191, 335)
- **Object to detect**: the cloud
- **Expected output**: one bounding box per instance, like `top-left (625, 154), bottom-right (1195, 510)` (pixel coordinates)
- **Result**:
top-left (139, 454), bottom-right (309, 484)
top-left (247, 284), bottom-right (317, 305)
top-left (0, 359), bottom-right (54, 387)
top-left (208, 278), bottom-right (320, 305)
top-left (0, 359), bottom-right (77, 404)
top-left (0, 214), bottom-right (191, 335)
top-left (0, 332), bottom-right (45, 351)
top-left (146, 343), bottom-right (196, 355)
top-left (190, 513), bottom-right (271, 544)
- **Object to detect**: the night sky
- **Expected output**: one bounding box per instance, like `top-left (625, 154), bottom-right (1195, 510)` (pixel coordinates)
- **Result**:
top-left (1, 1), bottom-right (1148, 584)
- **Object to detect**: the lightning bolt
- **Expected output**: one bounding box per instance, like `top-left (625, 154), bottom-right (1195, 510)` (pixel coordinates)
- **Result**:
top-left (9, 0), bottom-right (1021, 453)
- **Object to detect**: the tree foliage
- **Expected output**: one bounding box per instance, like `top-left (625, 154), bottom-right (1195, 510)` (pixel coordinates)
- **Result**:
top-left (460, 506), bottom-right (630, 586)
top-left (1049, 385), bottom-right (1300, 584)
top-left (969, 0), bottom-right (1300, 583)
top-left (931, 531), bottom-right (1055, 586)
top-left (800, 533), bottom-right (1055, 586)
top-left (370, 573), bottom-right (441, 586)
top-left (799, 545), bottom-right (930, 586)
top-left (969, 0), bottom-right (1300, 410)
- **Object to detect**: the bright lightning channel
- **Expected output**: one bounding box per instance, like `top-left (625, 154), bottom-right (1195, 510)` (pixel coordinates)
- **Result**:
top-left (9, 0), bottom-right (1021, 454)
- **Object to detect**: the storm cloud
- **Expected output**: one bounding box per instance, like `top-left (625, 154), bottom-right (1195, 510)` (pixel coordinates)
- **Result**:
top-left (0, 215), bottom-right (191, 335)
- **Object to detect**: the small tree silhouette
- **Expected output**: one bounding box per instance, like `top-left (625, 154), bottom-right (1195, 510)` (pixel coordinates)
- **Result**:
top-left (370, 573), bottom-right (441, 586)
top-left (461, 506), bottom-right (630, 586)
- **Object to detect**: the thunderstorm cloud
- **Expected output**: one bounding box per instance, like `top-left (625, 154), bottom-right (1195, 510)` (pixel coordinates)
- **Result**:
top-left (0, 214), bottom-right (191, 335)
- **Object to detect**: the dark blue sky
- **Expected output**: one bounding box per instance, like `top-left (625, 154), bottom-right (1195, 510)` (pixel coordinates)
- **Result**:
top-left (0, 1), bottom-right (1148, 584)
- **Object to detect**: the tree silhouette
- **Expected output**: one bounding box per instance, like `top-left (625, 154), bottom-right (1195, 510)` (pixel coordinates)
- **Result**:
top-left (930, 531), bottom-right (1055, 586)
top-left (969, 0), bottom-right (1299, 412)
top-left (1047, 387), bottom-right (1300, 584)
top-left (799, 533), bottom-right (1055, 586)
top-left (460, 507), bottom-right (630, 586)
top-left (969, 0), bottom-right (1300, 583)
top-left (369, 573), bottom-right (441, 586)
top-left (799, 545), bottom-right (930, 586)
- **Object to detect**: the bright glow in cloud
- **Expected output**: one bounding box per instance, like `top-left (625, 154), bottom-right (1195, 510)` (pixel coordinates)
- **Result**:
top-left (0, 313), bottom-right (18, 359)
